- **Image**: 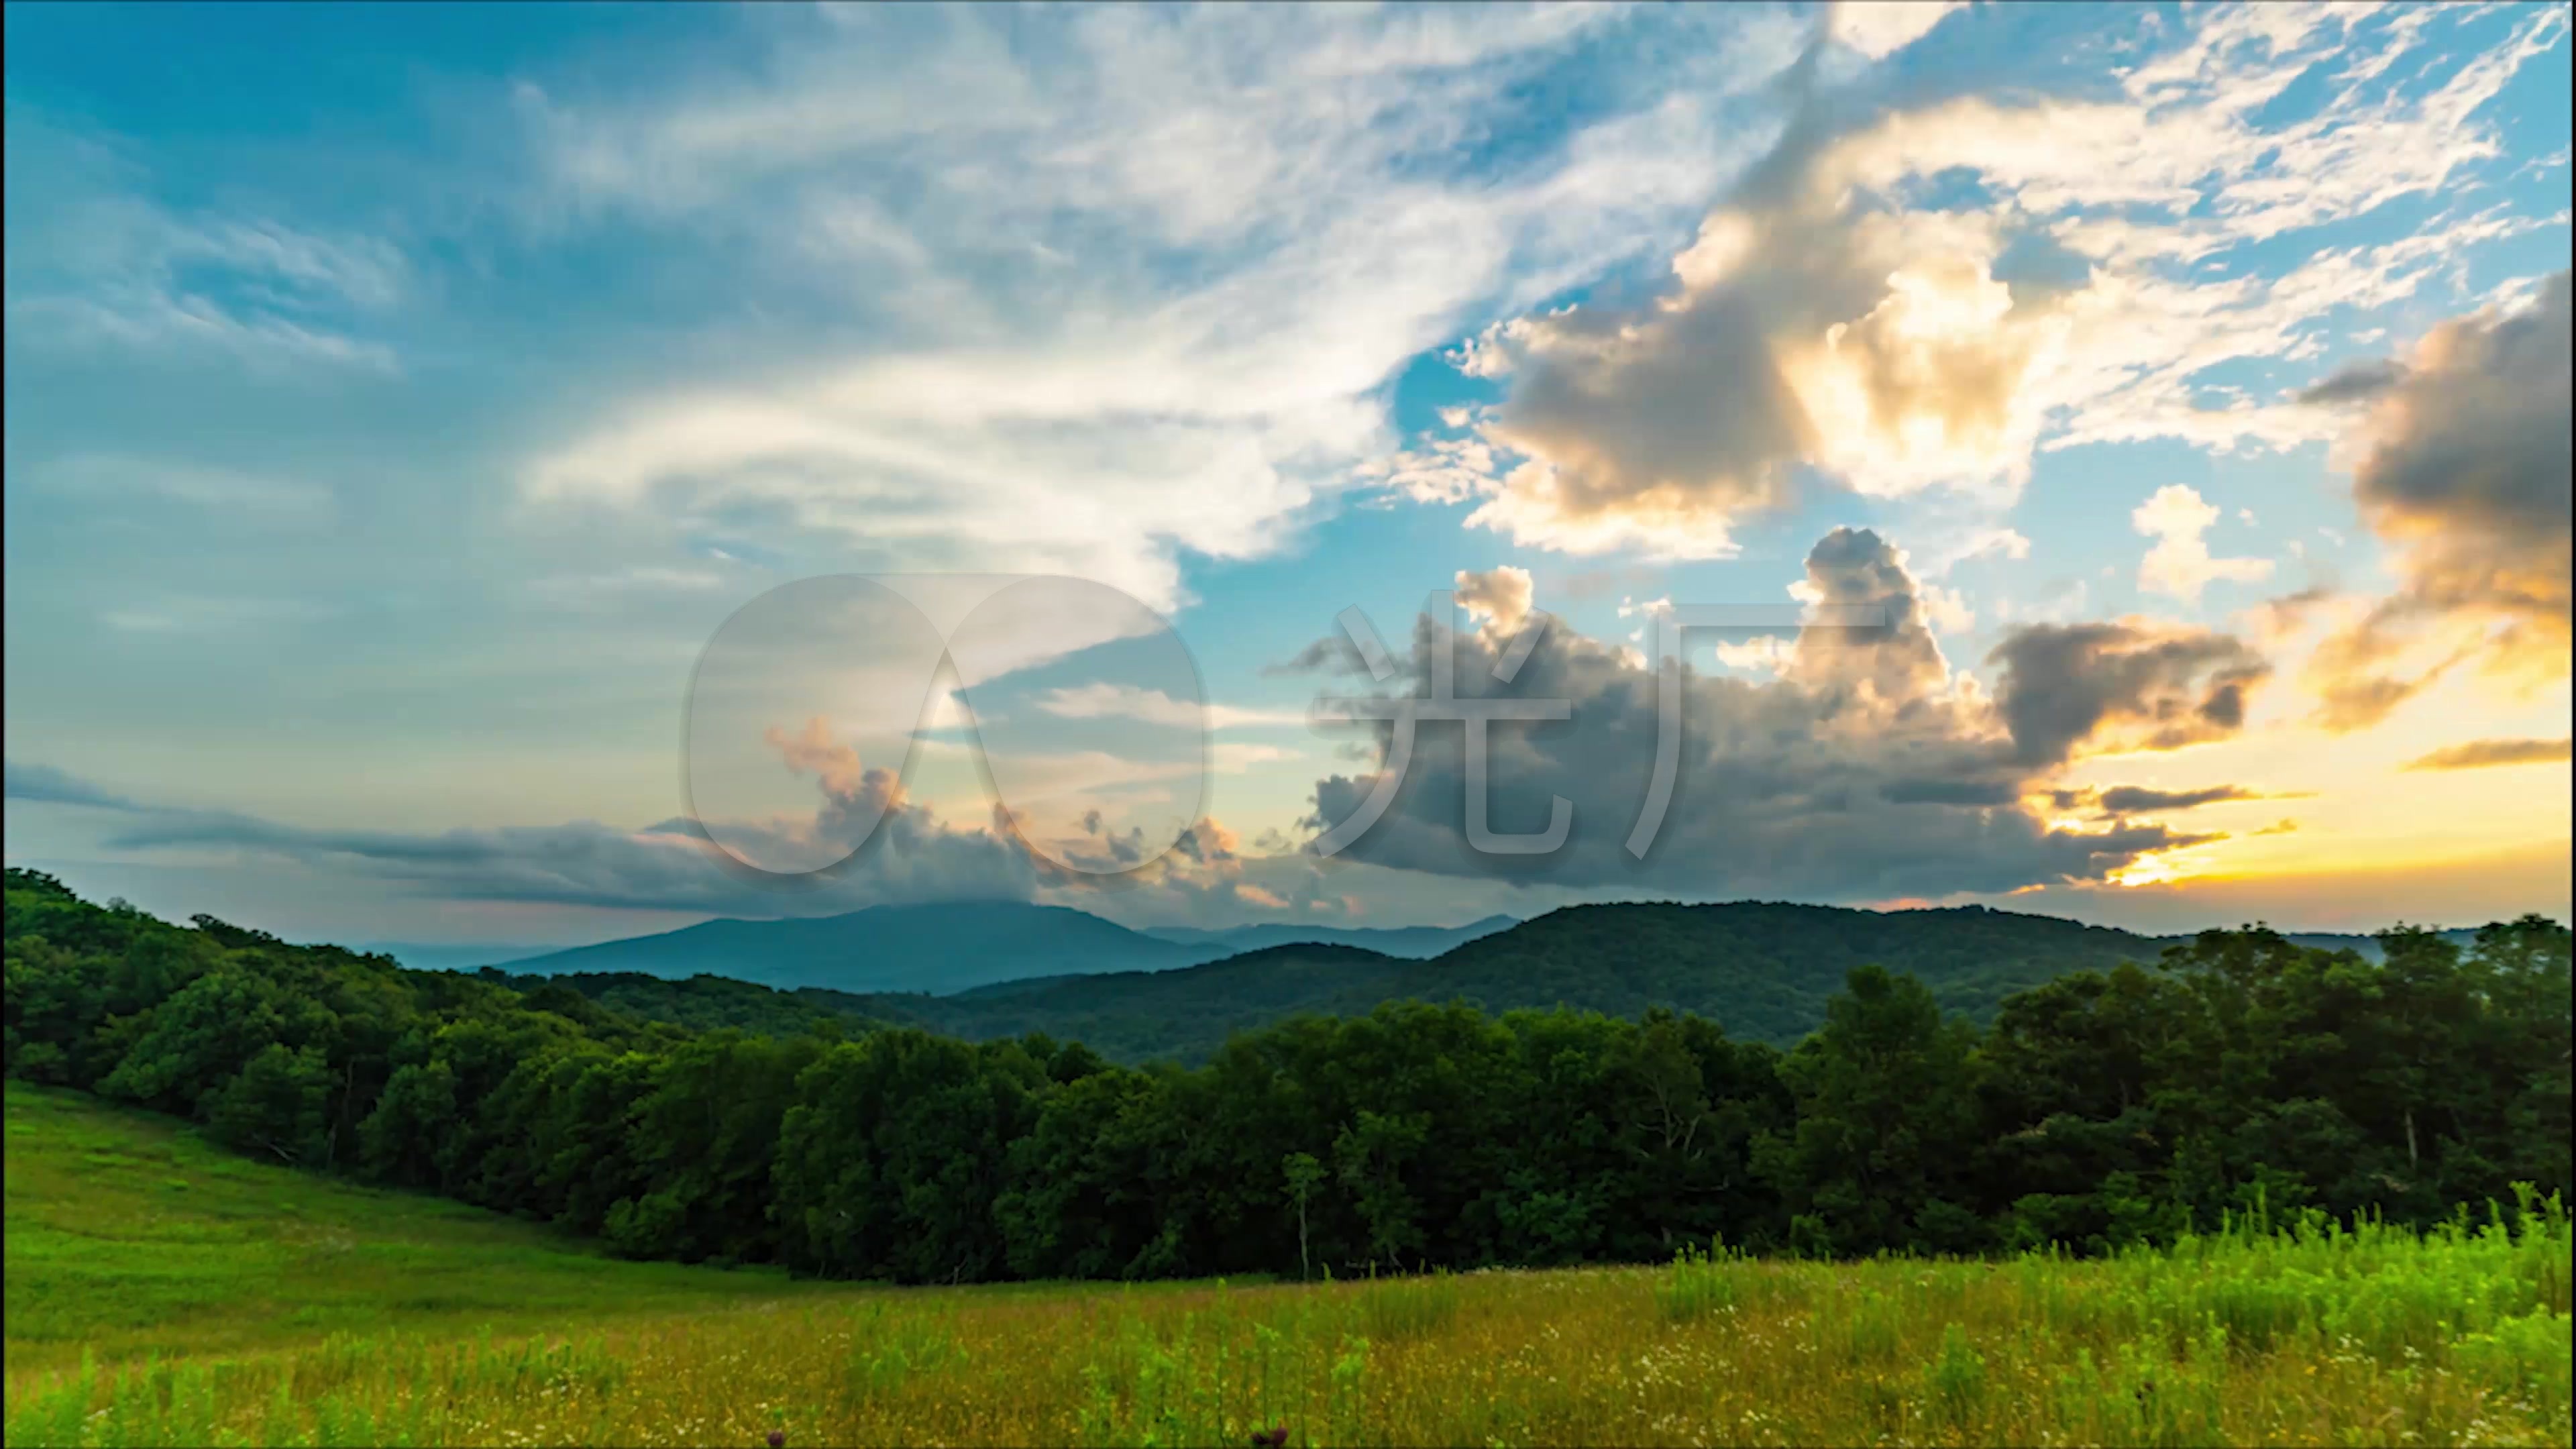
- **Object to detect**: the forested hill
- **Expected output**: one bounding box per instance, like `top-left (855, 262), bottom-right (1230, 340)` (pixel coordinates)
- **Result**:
top-left (661, 900), bottom-right (2169, 1063)
top-left (487, 900), bottom-right (1225, 993)
top-left (7, 866), bottom-right (2567, 1283)
top-left (1403, 901), bottom-right (2160, 1038)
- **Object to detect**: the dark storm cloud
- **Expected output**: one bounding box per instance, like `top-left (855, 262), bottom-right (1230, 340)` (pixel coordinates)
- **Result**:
top-left (2296, 357), bottom-right (2410, 406)
top-left (1295, 528), bottom-right (2251, 900)
top-left (2047, 783), bottom-right (2304, 818)
top-left (1986, 623), bottom-right (2272, 768)
top-left (2094, 785), bottom-right (2255, 814)
top-left (2308, 273), bottom-right (2573, 728)
top-left (2351, 272), bottom-right (2571, 626)
top-left (1881, 777), bottom-right (2025, 806)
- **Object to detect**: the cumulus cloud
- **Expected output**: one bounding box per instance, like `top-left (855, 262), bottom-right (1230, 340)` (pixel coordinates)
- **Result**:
top-left (1295, 527), bottom-right (2258, 899)
top-left (2353, 270), bottom-right (2573, 635)
top-left (1827, 1), bottom-right (1968, 61)
top-left (2304, 273), bottom-right (2573, 727)
top-left (2133, 485), bottom-right (2274, 603)
top-left (2402, 737), bottom-right (2573, 772)
top-left (1368, 4), bottom-right (2569, 559)
top-left (1916, 582), bottom-right (1975, 636)
top-left (1985, 621), bottom-right (2271, 769)
top-left (1453, 566), bottom-right (1536, 635)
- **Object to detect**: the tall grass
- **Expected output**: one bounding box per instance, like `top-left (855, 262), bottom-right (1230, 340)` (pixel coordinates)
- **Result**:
top-left (1355, 1268), bottom-right (1462, 1341)
top-left (9, 1193), bottom-right (2569, 1447)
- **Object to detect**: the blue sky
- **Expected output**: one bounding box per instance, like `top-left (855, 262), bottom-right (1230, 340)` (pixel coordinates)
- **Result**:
top-left (6, 1), bottom-right (2571, 949)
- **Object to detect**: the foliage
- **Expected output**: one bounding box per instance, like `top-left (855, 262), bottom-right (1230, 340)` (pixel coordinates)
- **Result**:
top-left (6, 867), bottom-right (2570, 1289)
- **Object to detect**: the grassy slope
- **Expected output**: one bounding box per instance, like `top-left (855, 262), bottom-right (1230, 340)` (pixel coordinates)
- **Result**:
top-left (1, 1083), bottom-right (841, 1375)
top-left (9, 1084), bottom-right (2567, 1448)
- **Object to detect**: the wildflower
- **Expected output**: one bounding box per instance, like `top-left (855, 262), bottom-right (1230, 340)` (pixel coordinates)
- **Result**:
top-left (1250, 1425), bottom-right (1291, 1446)
top-left (767, 1432), bottom-right (787, 1448)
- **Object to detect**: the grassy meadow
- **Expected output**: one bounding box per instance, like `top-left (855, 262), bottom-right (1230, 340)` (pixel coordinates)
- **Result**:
top-left (5, 1083), bottom-right (2570, 1448)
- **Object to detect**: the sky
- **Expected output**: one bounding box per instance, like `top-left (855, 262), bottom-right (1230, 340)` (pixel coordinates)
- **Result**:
top-left (5, 0), bottom-right (2571, 951)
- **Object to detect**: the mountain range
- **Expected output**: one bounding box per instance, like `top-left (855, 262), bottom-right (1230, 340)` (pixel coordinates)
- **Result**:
top-left (467, 899), bottom-right (2514, 1065)
top-left (1139, 916), bottom-right (1519, 959)
top-left (480, 899), bottom-right (2230, 1063)
top-left (480, 904), bottom-right (1527, 994)
top-left (820, 901), bottom-right (2173, 1059)
top-left (485, 902), bottom-right (1220, 994)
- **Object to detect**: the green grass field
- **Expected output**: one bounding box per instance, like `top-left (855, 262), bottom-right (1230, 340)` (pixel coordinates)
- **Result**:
top-left (5, 1082), bottom-right (2570, 1448)
top-left (1, 1083), bottom-right (852, 1379)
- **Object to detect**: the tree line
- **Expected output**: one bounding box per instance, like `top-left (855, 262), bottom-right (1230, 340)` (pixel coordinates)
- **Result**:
top-left (5, 867), bottom-right (2567, 1281)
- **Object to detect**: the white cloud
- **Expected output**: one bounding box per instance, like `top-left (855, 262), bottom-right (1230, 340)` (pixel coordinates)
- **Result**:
top-left (1711, 635), bottom-right (1792, 673)
top-left (1918, 582), bottom-right (1976, 635)
top-left (1968, 528), bottom-right (2033, 563)
top-left (1035, 682), bottom-right (1305, 731)
top-left (526, 566), bottom-right (731, 608)
top-left (1827, 1), bottom-right (1968, 60)
top-left (515, 5), bottom-right (1805, 612)
top-left (2133, 484), bottom-right (2275, 603)
top-left (1211, 743), bottom-right (1294, 772)
top-left (1454, 565), bottom-right (1536, 634)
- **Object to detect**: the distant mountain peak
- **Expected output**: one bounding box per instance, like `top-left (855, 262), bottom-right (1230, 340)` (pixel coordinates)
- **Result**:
top-left (496, 898), bottom-right (1212, 995)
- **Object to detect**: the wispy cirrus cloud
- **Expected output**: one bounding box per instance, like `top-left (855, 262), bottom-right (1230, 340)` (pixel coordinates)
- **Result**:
top-left (1034, 683), bottom-right (1306, 731)
top-left (508, 4), bottom-right (1812, 610)
top-left (3, 109), bottom-right (407, 373)
top-left (98, 596), bottom-right (340, 636)
top-left (2403, 737), bottom-right (2573, 772)
top-left (30, 454), bottom-right (336, 523)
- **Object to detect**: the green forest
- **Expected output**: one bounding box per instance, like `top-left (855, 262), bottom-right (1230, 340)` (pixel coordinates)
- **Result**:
top-left (5, 867), bottom-right (2567, 1283)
